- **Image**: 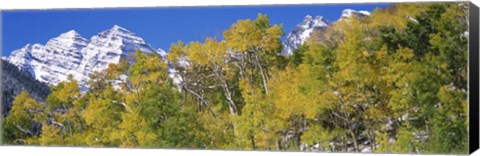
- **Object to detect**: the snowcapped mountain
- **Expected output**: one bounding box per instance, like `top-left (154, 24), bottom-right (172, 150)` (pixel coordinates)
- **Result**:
top-left (339, 9), bottom-right (370, 19)
top-left (281, 15), bottom-right (331, 56)
top-left (8, 30), bottom-right (88, 85)
top-left (281, 9), bottom-right (370, 56)
top-left (1, 59), bottom-right (50, 116)
top-left (6, 25), bottom-right (164, 91)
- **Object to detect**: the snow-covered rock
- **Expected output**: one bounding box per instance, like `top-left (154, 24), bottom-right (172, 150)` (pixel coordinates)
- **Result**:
top-left (340, 9), bottom-right (370, 19)
top-left (77, 25), bottom-right (159, 89)
top-left (281, 9), bottom-right (370, 56)
top-left (157, 48), bottom-right (168, 58)
top-left (8, 30), bottom-right (88, 85)
top-left (282, 15), bottom-right (331, 56)
top-left (6, 25), bottom-right (166, 91)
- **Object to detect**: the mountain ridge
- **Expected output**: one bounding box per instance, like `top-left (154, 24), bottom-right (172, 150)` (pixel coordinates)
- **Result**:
top-left (6, 25), bottom-right (164, 91)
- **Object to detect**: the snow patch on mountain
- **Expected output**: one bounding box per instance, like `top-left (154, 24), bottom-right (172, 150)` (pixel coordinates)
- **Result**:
top-left (77, 25), bottom-right (159, 89)
top-left (281, 9), bottom-right (370, 56)
top-left (281, 15), bottom-right (331, 56)
top-left (157, 48), bottom-right (168, 58)
top-left (339, 9), bottom-right (370, 19)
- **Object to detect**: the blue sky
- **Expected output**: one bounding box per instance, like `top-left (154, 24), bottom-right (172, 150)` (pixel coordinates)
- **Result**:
top-left (2, 3), bottom-right (390, 56)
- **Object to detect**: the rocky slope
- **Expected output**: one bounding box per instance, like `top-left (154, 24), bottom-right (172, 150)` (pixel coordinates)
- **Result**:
top-left (1, 60), bottom-right (50, 116)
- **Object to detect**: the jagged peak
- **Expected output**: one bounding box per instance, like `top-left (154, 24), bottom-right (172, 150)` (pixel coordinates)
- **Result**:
top-left (304, 15), bottom-right (313, 20)
top-left (282, 14), bottom-right (331, 56)
top-left (112, 25), bottom-right (125, 30)
top-left (16, 43), bottom-right (43, 52)
top-left (59, 30), bottom-right (82, 38)
top-left (46, 30), bottom-right (88, 49)
top-left (22, 43), bottom-right (32, 49)
top-left (301, 15), bottom-right (329, 24)
top-left (48, 30), bottom-right (86, 44)
top-left (303, 15), bottom-right (328, 22)
top-left (340, 9), bottom-right (370, 19)
top-left (314, 16), bottom-right (330, 25)
top-left (342, 9), bottom-right (356, 14)
top-left (314, 15), bottom-right (325, 20)
top-left (6, 23), bottom-right (160, 90)
top-left (9, 44), bottom-right (33, 60)
top-left (296, 15), bottom-right (330, 29)
top-left (93, 25), bottom-right (139, 40)
top-left (110, 25), bottom-right (132, 33)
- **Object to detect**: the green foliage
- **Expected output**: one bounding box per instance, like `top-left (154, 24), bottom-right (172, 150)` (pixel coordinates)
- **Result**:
top-left (290, 44), bottom-right (309, 67)
top-left (3, 91), bottom-right (44, 144)
top-left (376, 125), bottom-right (416, 153)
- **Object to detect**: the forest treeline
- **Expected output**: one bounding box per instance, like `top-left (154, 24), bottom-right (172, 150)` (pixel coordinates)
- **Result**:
top-left (2, 3), bottom-right (469, 154)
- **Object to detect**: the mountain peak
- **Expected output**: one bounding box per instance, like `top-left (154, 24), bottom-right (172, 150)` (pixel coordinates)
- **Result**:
top-left (303, 15), bottom-right (328, 22)
top-left (340, 9), bottom-right (370, 19)
top-left (60, 30), bottom-right (81, 38)
top-left (100, 25), bottom-right (139, 39)
top-left (112, 25), bottom-right (124, 29)
top-left (110, 25), bottom-right (131, 33)
top-left (313, 16), bottom-right (329, 26)
top-left (46, 29), bottom-right (88, 51)
top-left (22, 43), bottom-right (32, 49)
top-left (301, 15), bottom-right (329, 27)
top-left (304, 15), bottom-right (313, 20)
top-left (66, 29), bottom-right (78, 34)
top-left (282, 14), bottom-right (331, 56)
top-left (7, 24), bottom-right (160, 91)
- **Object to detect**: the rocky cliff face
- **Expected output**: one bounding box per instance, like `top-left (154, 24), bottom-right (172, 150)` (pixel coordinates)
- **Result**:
top-left (282, 15), bottom-right (331, 56)
top-left (1, 60), bottom-right (50, 116)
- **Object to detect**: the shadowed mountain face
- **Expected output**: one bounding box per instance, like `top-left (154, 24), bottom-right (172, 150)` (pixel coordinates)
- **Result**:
top-left (1, 60), bottom-right (50, 116)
